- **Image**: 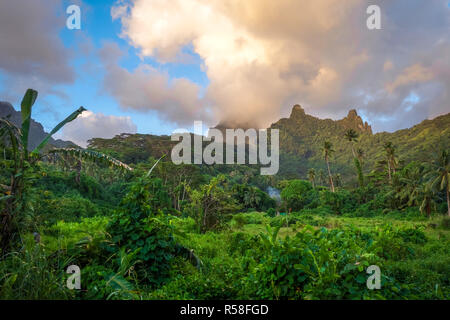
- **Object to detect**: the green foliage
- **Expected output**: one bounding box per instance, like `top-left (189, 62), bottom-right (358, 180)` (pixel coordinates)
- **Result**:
top-left (1, 97), bottom-right (449, 300)
top-left (280, 180), bottom-right (314, 211)
top-left (188, 175), bottom-right (241, 233)
top-left (232, 184), bottom-right (276, 212)
top-left (105, 178), bottom-right (177, 286)
top-left (0, 240), bottom-right (72, 299)
top-left (242, 225), bottom-right (411, 299)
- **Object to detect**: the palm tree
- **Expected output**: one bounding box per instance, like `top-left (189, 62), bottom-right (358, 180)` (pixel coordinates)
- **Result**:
top-left (344, 129), bottom-right (364, 187)
top-left (307, 168), bottom-right (316, 188)
top-left (318, 169), bottom-right (326, 186)
top-left (323, 141), bottom-right (335, 192)
top-left (429, 150), bottom-right (450, 216)
top-left (344, 129), bottom-right (359, 157)
top-left (383, 141), bottom-right (397, 183)
top-left (357, 148), bottom-right (365, 165)
top-left (419, 185), bottom-right (436, 218)
top-left (334, 173), bottom-right (342, 188)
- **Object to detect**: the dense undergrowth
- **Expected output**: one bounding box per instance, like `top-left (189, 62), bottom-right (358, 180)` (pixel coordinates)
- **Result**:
top-left (0, 162), bottom-right (448, 300)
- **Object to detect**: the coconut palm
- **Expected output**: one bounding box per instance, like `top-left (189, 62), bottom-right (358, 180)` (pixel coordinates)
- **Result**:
top-left (428, 150), bottom-right (450, 216)
top-left (307, 168), bottom-right (316, 188)
top-left (318, 169), bottom-right (326, 186)
top-left (357, 148), bottom-right (365, 165)
top-left (344, 129), bottom-right (359, 157)
top-left (419, 185), bottom-right (436, 218)
top-left (383, 141), bottom-right (398, 183)
top-left (323, 141), bottom-right (335, 192)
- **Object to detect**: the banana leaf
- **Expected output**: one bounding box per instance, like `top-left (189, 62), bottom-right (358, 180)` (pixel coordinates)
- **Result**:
top-left (20, 89), bottom-right (38, 154)
top-left (31, 106), bottom-right (86, 155)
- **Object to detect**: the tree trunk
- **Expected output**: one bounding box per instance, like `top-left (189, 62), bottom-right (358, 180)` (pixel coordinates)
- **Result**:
top-left (326, 156), bottom-right (335, 192)
top-left (387, 160), bottom-right (391, 183)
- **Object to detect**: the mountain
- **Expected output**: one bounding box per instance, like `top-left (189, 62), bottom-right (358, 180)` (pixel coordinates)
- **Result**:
top-left (0, 101), bottom-right (78, 150)
top-left (87, 104), bottom-right (449, 184)
top-left (271, 105), bottom-right (449, 181)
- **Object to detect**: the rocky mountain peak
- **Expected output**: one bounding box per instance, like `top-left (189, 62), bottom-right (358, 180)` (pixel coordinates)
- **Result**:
top-left (339, 109), bottom-right (372, 134)
top-left (290, 104), bottom-right (306, 118)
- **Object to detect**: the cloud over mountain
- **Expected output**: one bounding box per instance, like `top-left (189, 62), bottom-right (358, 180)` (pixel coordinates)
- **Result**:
top-left (111, 0), bottom-right (450, 132)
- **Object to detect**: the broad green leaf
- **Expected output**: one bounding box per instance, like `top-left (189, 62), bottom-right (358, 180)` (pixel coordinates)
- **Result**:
top-left (20, 89), bottom-right (38, 154)
top-left (32, 106), bottom-right (86, 155)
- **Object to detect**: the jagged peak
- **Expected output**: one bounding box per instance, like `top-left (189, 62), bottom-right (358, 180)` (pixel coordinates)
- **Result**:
top-left (347, 109), bottom-right (358, 119)
top-left (290, 104), bottom-right (306, 117)
top-left (339, 109), bottom-right (372, 134)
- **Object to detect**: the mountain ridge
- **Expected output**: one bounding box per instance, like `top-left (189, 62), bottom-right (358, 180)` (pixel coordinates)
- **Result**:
top-left (87, 104), bottom-right (449, 184)
top-left (0, 101), bottom-right (78, 150)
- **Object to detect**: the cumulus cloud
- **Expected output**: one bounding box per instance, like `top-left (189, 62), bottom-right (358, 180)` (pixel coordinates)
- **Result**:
top-left (99, 42), bottom-right (211, 127)
top-left (59, 111), bottom-right (137, 147)
top-left (0, 0), bottom-right (75, 101)
top-left (111, 0), bottom-right (450, 131)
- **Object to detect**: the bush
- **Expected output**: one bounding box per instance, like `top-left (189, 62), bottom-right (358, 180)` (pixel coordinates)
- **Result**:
top-left (241, 225), bottom-right (411, 299)
top-left (280, 180), bottom-right (314, 211)
top-left (105, 178), bottom-right (177, 286)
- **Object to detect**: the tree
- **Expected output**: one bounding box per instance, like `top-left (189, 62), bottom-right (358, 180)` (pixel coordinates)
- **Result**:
top-left (344, 129), bottom-right (364, 187)
top-left (419, 185), bottom-right (436, 218)
top-left (383, 142), bottom-right (398, 184)
top-left (344, 129), bottom-right (359, 158)
top-left (356, 148), bottom-right (365, 165)
top-left (334, 173), bottom-right (342, 188)
top-left (323, 141), bottom-right (335, 192)
top-left (280, 180), bottom-right (313, 211)
top-left (189, 175), bottom-right (239, 233)
top-left (318, 169), bottom-right (326, 186)
top-left (429, 150), bottom-right (450, 216)
top-left (307, 168), bottom-right (316, 188)
top-left (0, 89), bottom-right (129, 253)
top-left (0, 89), bottom-right (85, 253)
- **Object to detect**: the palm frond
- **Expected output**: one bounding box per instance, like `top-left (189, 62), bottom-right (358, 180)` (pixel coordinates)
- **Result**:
top-left (48, 148), bottom-right (133, 171)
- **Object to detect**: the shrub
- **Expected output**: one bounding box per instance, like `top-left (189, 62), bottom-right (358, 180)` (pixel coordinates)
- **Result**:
top-left (105, 178), bottom-right (177, 286)
top-left (241, 225), bottom-right (412, 299)
top-left (280, 180), bottom-right (314, 211)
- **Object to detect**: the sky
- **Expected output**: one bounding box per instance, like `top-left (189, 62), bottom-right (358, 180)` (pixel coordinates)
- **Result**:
top-left (0, 0), bottom-right (449, 147)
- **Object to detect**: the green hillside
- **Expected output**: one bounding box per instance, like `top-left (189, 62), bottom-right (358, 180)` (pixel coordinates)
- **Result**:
top-left (87, 105), bottom-right (450, 186)
top-left (273, 105), bottom-right (450, 184)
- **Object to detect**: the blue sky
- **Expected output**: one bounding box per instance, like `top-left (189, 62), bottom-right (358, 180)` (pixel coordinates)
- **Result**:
top-left (1, 0), bottom-right (210, 141)
top-left (54, 0), bottom-right (208, 136)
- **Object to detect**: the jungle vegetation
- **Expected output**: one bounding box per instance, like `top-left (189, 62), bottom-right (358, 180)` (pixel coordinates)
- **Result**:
top-left (0, 89), bottom-right (449, 300)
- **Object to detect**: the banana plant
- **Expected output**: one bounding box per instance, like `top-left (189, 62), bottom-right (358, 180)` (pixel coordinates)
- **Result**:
top-left (0, 89), bottom-right (125, 253)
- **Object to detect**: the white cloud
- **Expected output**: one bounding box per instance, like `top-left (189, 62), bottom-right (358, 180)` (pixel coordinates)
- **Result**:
top-left (110, 0), bottom-right (450, 131)
top-left (59, 111), bottom-right (137, 147)
top-left (0, 0), bottom-right (75, 101)
top-left (99, 42), bottom-right (211, 127)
